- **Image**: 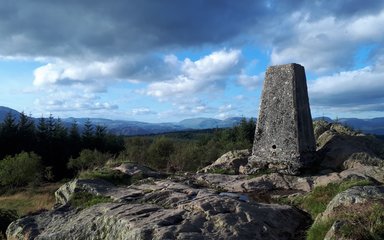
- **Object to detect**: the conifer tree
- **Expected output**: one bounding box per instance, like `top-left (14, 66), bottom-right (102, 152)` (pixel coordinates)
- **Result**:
top-left (0, 112), bottom-right (18, 157)
top-left (16, 112), bottom-right (35, 152)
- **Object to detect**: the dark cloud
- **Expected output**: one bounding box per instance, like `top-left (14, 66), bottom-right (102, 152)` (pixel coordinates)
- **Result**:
top-left (1, 0), bottom-right (383, 62)
top-left (0, 0), bottom-right (266, 58)
top-left (304, 0), bottom-right (384, 19)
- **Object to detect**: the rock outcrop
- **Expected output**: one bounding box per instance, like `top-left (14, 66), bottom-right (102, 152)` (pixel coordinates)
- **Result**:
top-left (7, 178), bottom-right (310, 240)
top-left (315, 121), bottom-right (384, 170)
top-left (197, 149), bottom-right (250, 174)
top-left (319, 185), bottom-right (384, 220)
top-left (113, 162), bottom-right (166, 178)
top-left (315, 185), bottom-right (384, 240)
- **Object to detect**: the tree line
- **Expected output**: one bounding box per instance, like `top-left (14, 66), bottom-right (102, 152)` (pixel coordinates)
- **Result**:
top-left (0, 112), bottom-right (124, 181)
top-left (118, 118), bottom-right (256, 172)
top-left (0, 111), bottom-right (255, 188)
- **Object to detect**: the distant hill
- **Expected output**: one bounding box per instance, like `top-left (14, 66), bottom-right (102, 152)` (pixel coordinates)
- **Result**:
top-left (0, 106), bottom-right (21, 122)
top-left (1, 106), bottom-right (383, 136)
top-left (338, 117), bottom-right (384, 135)
top-left (178, 117), bottom-right (242, 129)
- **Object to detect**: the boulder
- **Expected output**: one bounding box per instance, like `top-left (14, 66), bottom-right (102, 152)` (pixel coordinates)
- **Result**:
top-left (316, 123), bottom-right (384, 170)
top-left (313, 120), bottom-right (331, 140)
top-left (198, 149), bottom-right (250, 174)
top-left (55, 178), bottom-right (115, 205)
top-left (313, 165), bottom-right (384, 188)
top-left (319, 185), bottom-right (384, 220)
top-left (314, 185), bottom-right (384, 240)
top-left (114, 163), bottom-right (166, 178)
top-left (323, 220), bottom-right (351, 240)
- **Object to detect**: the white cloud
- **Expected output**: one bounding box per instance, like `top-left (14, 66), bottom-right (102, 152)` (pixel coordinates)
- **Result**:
top-left (33, 57), bottom-right (133, 87)
top-left (219, 104), bottom-right (233, 112)
top-left (145, 49), bottom-right (242, 99)
top-left (237, 71), bottom-right (263, 89)
top-left (270, 10), bottom-right (384, 72)
top-left (131, 108), bottom-right (156, 116)
top-left (309, 63), bottom-right (384, 111)
top-left (33, 89), bottom-right (118, 114)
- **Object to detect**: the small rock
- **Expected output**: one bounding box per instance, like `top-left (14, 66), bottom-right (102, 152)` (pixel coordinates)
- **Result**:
top-left (114, 163), bottom-right (166, 178)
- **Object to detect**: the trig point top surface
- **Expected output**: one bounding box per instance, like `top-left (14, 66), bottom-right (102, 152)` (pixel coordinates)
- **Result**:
top-left (248, 63), bottom-right (316, 175)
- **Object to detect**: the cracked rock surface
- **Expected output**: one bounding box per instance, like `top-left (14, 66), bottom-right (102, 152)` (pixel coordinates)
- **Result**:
top-left (7, 178), bottom-right (310, 240)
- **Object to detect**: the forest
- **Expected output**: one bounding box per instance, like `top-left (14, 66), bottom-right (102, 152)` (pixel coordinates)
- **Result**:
top-left (0, 111), bottom-right (256, 190)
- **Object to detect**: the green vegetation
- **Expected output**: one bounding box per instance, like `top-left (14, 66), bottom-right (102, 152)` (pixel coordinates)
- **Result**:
top-left (1, 114), bottom-right (383, 239)
top-left (279, 178), bottom-right (375, 240)
top-left (78, 168), bottom-right (133, 186)
top-left (0, 112), bottom-right (124, 181)
top-left (307, 202), bottom-right (384, 240)
top-left (0, 152), bottom-right (42, 188)
top-left (306, 219), bottom-right (334, 240)
top-left (117, 118), bottom-right (256, 172)
top-left (69, 192), bottom-right (112, 209)
top-left (0, 184), bottom-right (59, 216)
top-left (292, 178), bottom-right (373, 218)
top-left (68, 149), bottom-right (112, 173)
top-left (0, 183), bottom-right (60, 238)
top-left (337, 203), bottom-right (384, 239)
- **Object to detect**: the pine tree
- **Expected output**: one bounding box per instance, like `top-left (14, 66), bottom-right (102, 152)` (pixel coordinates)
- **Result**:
top-left (94, 125), bottom-right (107, 151)
top-left (69, 120), bottom-right (81, 158)
top-left (0, 112), bottom-right (18, 158)
top-left (16, 112), bottom-right (36, 153)
top-left (82, 118), bottom-right (94, 149)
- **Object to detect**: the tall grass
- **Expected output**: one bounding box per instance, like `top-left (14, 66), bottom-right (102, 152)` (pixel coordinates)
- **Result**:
top-left (0, 183), bottom-right (60, 216)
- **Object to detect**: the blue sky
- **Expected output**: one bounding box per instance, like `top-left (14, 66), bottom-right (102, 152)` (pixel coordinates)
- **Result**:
top-left (1, 0), bottom-right (384, 122)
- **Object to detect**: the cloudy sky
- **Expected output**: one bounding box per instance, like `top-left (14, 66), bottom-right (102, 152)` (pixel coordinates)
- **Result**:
top-left (1, 0), bottom-right (384, 122)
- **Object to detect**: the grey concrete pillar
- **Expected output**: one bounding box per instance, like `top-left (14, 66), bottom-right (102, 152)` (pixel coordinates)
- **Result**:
top-left (247, 63), bottom-right (316, 175)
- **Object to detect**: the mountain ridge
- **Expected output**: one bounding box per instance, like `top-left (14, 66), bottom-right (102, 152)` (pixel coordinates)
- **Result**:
top-left (1, 106), bottom-right (383, 135)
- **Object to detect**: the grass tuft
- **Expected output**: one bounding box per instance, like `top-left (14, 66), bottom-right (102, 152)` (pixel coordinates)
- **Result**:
top-left (69, 192), bottom-right (112, 209)
top-left (277, 178), bottom-right (375, 240)
top-left (78, 168), bottom-right (133, 186)
top-left (306, 219), bottom-right (333, 240)
top-left (308, 202), bottom-right (384, 240)
top-left (292, 178), bottom-right (373, 218)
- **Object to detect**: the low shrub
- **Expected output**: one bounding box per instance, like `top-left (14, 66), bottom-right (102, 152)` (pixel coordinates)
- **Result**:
top-left (67, 149), bottom-right (112, 173)
top-left (0, 152), bottom-right (42, 188)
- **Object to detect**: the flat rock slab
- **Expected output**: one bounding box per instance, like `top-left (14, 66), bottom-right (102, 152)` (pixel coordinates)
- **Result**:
top-left (195, 173), bottom-right (313, 193)
top-left (7, 195), bottom-right (310, 240)
top-left (8, 178), bottom-right (310, 240)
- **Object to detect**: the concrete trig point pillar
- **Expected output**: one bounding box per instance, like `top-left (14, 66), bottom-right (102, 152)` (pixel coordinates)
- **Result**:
top-left (247, 63), bottom-right (316, 175)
